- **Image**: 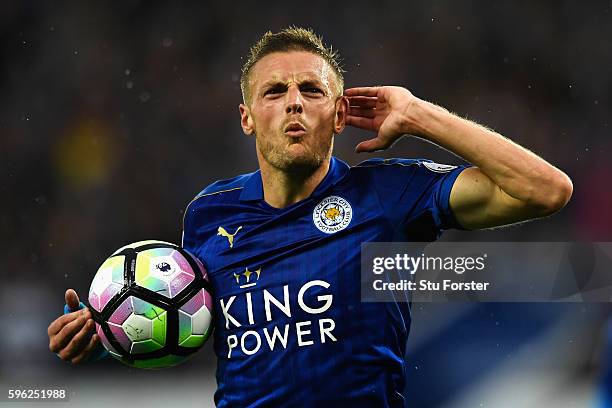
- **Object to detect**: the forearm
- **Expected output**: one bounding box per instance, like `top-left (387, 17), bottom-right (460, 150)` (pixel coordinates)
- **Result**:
top-left (404, 99), bottom-right (573, 209)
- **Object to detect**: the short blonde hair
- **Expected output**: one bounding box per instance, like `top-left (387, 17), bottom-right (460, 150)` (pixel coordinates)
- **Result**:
top-left (240, 27), bottom-right (345, 104)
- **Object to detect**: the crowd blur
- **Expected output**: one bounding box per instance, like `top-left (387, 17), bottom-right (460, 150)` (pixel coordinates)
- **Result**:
top-left (1, 1), bottom-right (610, 406)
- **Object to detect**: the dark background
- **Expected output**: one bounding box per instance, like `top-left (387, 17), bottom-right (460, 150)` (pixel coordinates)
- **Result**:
top-left (1, 1), bottom-right (611, 406)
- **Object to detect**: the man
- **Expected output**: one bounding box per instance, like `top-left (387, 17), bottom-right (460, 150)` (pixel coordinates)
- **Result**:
top-left (48, 27), bottom-right (572, 406)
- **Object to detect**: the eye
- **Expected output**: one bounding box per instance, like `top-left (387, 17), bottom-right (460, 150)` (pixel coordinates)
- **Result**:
top-left (302, 87), bottom-right (323, 94)
top-left (264, 86), bottom-right (285, 96)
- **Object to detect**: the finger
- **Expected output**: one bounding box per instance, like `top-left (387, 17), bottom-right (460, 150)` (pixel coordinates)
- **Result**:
top-left (70, 333), bottom-right (100, 365)
top-left (65, 289), bottom-right (80, 312)
top-left (347, 96), bottom-right (378, 109)
top-left (346, 115), bottom-right (376, 131)
top-left (355, 138), bottom-right (389, 153)
top-left (50, 312), bottom-right (88, 352)
top-left (47, 309), bottom-right (84, 337)
top-left (347, 106), bottom-right (376, 119)
top-left (344, 87), bottom-right (380, 97)
top-left (58, 318), bottom-right (95, 361)
top-left (52, 311), bottom-right (91, 352)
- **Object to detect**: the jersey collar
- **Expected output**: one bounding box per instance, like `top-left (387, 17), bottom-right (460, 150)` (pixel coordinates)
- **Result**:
top-left (239, 156), bottom-right (350, 202)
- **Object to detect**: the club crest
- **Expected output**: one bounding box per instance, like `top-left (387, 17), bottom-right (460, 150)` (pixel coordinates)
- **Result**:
top-left (313, 196), bottom-right (352, 234)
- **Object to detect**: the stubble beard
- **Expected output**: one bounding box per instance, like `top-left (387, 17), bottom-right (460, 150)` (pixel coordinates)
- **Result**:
top-left (256, 131), bottom-right (334, 177)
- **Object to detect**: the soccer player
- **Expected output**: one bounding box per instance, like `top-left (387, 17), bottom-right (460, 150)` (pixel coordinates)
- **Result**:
top-left (48, 27), bottom-right (573, 406)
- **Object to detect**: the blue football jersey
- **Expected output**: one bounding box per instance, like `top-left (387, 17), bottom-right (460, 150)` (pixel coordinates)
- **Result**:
top-left (182, 156), bottom-right (469, 407)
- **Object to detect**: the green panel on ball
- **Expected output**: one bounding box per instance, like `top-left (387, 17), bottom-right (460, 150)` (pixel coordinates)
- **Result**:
top-left (151, 310), bottom-right (167, 346)
top-left (129, 354), bottom-right (191, 369)
top-left (179, 334), bottom-right (205, 348)
top-left (178, 310), bottom-right (191, 344)
top-left (131, 338), bottom-right (164, 354)
top-left (144, 304), bottom-right (166, 320)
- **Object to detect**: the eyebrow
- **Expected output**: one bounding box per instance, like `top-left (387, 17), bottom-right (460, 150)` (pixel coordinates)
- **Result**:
top-left (261, 78), bottom-right (323, 88)
top-left (260, 78), bottom-right (326, 90)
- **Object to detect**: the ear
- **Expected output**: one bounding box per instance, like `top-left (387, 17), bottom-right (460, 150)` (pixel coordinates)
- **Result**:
top-left (239, 104), bottom-right (255, 135)
top-left (333, 96), bottom-right (349, 134)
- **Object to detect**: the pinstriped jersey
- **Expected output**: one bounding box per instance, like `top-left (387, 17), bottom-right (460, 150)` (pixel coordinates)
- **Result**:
top-left (182, 156), bottom-right (468, 407)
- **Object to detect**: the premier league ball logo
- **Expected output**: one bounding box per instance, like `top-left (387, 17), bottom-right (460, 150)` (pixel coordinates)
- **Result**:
top-left (313, 196), bottom-right (352, 234)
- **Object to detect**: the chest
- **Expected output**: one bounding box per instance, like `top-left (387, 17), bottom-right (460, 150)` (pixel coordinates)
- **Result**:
top-left (191, 190), bottom-right (393, 301)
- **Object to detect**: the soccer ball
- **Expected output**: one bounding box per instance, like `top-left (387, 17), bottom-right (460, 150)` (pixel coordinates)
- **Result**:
top-left (87, 240), bottom-right (213, 369)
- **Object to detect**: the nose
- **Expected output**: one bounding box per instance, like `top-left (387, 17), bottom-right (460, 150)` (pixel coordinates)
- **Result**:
top-left (285, 84), bottom-right (303, 114)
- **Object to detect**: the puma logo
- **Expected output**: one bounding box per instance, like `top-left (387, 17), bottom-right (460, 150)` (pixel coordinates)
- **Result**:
top-left (217, 226), bottom-right (242, 248)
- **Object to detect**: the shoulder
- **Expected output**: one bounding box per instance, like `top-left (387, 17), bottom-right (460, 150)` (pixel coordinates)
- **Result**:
top-left (353, 157), bottom-right (424, 170)
top-left (352, 158), bottom-right (454, 176)
top-left (348, 158), bottom-right (466, 196)
top-left (353, 158), bottom-right (461, 174)
top-left (195, 173), bottom-right (253, 198)
top-left (184, 172), bottom-right (254, 215)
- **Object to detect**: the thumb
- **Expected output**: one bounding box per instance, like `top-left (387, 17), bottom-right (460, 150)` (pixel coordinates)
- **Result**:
top-left (65, 289), bottom-right (81, 312)
top-left (355, 137), bottom-right (388, 153)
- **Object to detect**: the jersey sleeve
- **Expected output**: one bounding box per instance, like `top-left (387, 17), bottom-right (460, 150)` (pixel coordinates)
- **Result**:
top-left (182, 198), bottom-right (203, 260)
top-left (360, 158), bottom-right (471, 239)
top-left (181, 190), bottom-right (209, 256)
top-left (181, 173), bottom-right (252, 257)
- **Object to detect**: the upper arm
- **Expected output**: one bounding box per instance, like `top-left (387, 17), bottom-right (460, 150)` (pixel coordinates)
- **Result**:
top-left (360, 158), bottom-right (471, 239)
top-left (449, 167), bottom-right (547, 230)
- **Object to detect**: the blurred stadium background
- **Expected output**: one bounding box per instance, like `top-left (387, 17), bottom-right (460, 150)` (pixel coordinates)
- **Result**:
top-left (1, 1), bottom-right (611, 406)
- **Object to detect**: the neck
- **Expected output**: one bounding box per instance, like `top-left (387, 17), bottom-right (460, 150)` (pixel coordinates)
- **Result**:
top-left (258, 156), bottom-right (331, 209)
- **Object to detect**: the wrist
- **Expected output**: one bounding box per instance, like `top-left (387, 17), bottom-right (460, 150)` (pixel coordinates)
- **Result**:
top-left (402, 98), bottom-right (449, 138)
